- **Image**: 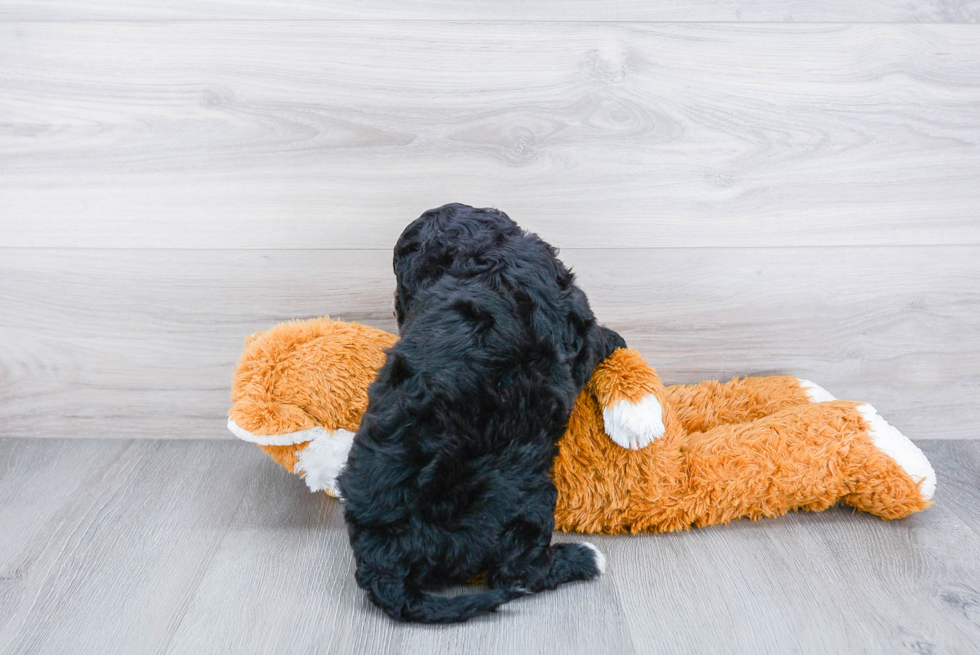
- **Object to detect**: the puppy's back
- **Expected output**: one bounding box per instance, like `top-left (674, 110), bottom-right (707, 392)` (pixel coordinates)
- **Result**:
top-left (343, 277), bottom-right (570, 515)
top-left (341, 204), bottom-right (608, 623)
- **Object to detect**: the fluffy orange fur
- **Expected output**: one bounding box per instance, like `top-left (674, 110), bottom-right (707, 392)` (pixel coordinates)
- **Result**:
top-left (555, 350), bottom-right (928, 533)
top-left (230, 318), bottom-right (930, 531)
top-left (231, 318), bottom-right (396, 435)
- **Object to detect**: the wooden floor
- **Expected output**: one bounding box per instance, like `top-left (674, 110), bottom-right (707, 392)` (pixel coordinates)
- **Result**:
top-left (0, 437), bottom-right (978, 654)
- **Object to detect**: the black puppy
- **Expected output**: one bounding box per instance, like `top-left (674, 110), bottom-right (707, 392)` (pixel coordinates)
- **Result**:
top-left (338, 203), bottom-right (626, 623)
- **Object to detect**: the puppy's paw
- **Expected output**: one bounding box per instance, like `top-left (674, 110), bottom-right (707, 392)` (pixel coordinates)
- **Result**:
top-left (579, 542), bottom-right (607, 576)
top-left (602, 394), bottom-right (665, 450)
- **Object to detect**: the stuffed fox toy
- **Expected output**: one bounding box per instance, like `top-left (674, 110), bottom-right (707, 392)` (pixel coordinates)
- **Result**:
top-left (228, 317), bottom-right (935, 534)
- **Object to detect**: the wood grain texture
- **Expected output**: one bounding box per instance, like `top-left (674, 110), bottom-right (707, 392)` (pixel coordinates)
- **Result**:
top-left (1, 1), bottom-right (978, 21)
top-left (920, 441), bottom-right (980, 535)
top-left (0, 439), bottom-right (262, 654)
top-left (2, 438), bottom-right (980, 654)
top-left (0, 246), bottom-right (976, 440)
top-left (769, 484), bottom-right (980, 652)
top-left (2, 22), bottom-right (979, 249)
top-left (605, 502), bottom-right (980, 653)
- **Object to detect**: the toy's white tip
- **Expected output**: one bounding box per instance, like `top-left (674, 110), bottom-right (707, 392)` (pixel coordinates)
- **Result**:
top-left (857, 404), bottom-right (936, 501)
top-left (293, 429), bottom-right (356, 497)
top-left (580, 542), bottom-right (607, 575)
top-left (798, 379), bottom-right (837, 403)
top-left (602, 394), bottom-right (665, 450)
top-left (227, 417), bottom-right (320, 446)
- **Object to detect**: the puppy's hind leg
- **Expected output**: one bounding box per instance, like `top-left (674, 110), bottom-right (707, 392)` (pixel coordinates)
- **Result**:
top-left (491, 542), bottom-right (606, 594)
top-left (489, 513), bottom-right (605, 594)
top-left (539, 542), bottom-right (606, 588)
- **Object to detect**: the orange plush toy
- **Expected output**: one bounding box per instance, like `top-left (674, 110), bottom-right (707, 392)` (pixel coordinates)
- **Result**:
top-left (228, 317), bottom-right (935, 534)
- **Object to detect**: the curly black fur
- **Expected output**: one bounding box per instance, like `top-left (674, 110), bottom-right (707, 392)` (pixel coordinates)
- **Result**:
top-left (338, 203), bottom-right (626, 623)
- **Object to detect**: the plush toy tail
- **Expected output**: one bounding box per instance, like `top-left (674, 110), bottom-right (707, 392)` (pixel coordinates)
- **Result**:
top-left (362, 576), bottom-right (527, 624)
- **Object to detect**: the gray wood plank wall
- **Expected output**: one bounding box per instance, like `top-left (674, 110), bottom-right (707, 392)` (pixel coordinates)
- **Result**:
top-left (3, 23), bottom-right (980, 249)
top-left (1, 1), bottom-right (979, 21)
top-left (0, 6), bottom-right (977, 441)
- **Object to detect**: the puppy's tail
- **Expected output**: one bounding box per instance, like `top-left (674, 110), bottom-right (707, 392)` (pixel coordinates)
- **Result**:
top-left (364, 576), bottom-right (528, 624)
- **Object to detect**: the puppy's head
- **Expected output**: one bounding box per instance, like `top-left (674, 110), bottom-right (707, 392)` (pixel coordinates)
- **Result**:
top-left (392, 203), bottom-right (520, 326)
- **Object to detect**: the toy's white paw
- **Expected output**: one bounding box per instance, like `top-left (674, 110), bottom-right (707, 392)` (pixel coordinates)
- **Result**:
top-left (294, 428), bottom-right (356, 497)
top-left (798, 379), bottom-right (837, 403)
top-left (580, 542), bottom-right (607, 575)
top-left (857, 404), bottom-right (936, 501)
top-left (602, 394), bottom-right (665, 450)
